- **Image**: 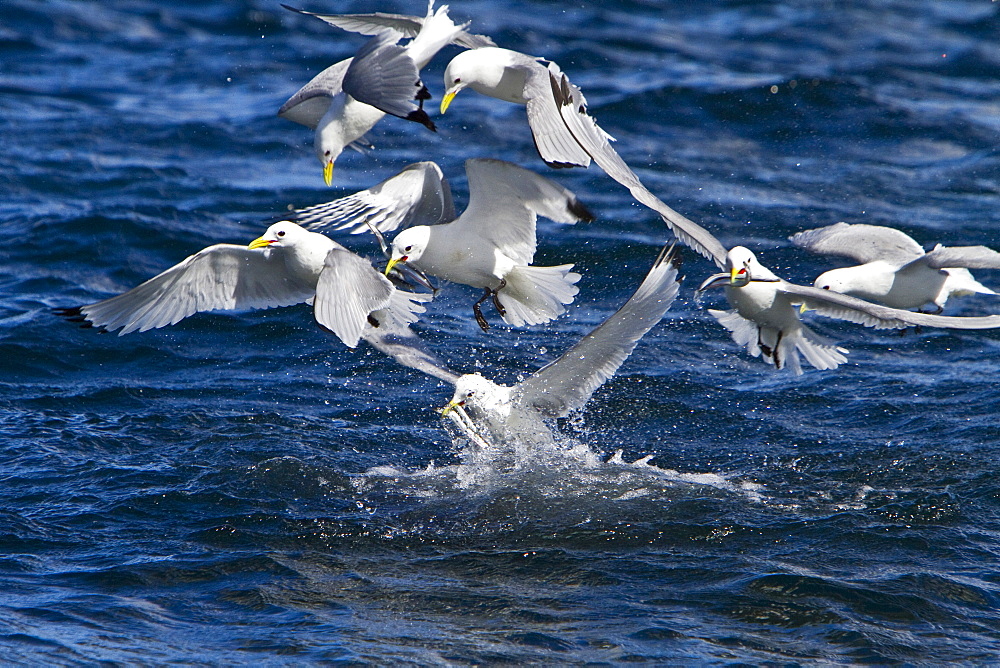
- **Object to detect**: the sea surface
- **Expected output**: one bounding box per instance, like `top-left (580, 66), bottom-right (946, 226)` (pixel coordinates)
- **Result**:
top-left (3, 0), bottom-right (1000, 663)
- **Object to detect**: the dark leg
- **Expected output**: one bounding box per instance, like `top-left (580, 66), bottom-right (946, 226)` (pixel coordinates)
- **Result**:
top-left (491, 278), bottom-right (507, 317)
top-left (473, 288), bottom-right (492, 332)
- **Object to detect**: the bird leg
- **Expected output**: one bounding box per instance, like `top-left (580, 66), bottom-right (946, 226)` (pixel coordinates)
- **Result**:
top-left (491, 279), bottom-right (507, 317)
top-left (473, 289), bottom-right (493, 332)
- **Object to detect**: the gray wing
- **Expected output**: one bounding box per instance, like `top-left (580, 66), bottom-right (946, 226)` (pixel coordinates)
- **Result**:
top-left (291, 162), bottom-right (455, 235)
top-left (780, 281), bottom-right (1000, 330)
top-left (543, 63), bottom-right (730, 269)
top-left (361, 321), bottom-right (461, 384)
top-left (278, 59), bottom-right (351, 129)
top-left (314, 248), bottom-right (397, 348)
top-left (69, 244), bottom-right (315, 335)
top-left (341, 31), bottom-right (435, 130)
top-left (515, 245), bottom-right (681, 418)
top-left (459, 158), bottom-right (593, 265)
top-left (280, 5), bottom-right (495, 49)
top-left (789, 223), bottom-right (925, 264)
top-left (921, 244), bottom-right (1000, 270)
top-left (520, 61), bottom-right (593, 169)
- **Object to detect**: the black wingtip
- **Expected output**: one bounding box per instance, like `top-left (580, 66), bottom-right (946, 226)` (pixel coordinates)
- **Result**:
top-left (406, 109), bottom-right (437, 132)
top-left (54, 306), bottom-right (105, 332)
top-left (568, 197), bottom-right (596, 223)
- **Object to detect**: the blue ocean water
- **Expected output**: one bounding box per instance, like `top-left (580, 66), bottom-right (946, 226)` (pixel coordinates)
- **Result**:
top-left (3, 0), bottom-right (1000, 663)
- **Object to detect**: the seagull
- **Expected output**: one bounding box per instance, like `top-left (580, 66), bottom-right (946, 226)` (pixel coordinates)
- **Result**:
top-left (288, 161), bottom-right (455, 236)
top-left (279, 2), bottom-right (485, 185)
top-left (697, 246), bottom-right (1000, 374)
top-left (57, 222), bottom-right (430, 348)
top-left (380, 158), bottom-right (594, 331)
top-left (439, 46), bottom-right (729, 268)
top-left (790, 222), bottom-right (1000, 312)
top-left (364, 245), bottom-right (681, 448)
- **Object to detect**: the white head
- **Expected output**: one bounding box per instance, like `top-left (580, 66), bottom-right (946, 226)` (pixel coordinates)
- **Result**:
top-left (384, 226), bottom-right (432, 276)
top-left (725, 246), bottom-right (779, 285)
top-left (441, 373), bottom-right (508, 416)
top-left (812, 268), bottom-right (854, 294)
top-left (248, 221), bottom-right (314, 251)
top-left (315, 103), bottom-right (347, 187)
top-left (441, 48), bottom-right (514, 112)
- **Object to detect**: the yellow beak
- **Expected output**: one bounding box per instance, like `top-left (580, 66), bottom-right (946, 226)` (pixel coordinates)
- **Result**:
top-left (440, 399), bottom-right (462, 416)
top-left (440, 89), bottom-right (458, 115)
top-left (384, 256), bottom-right (402, 276)
top-left (248, 236), bottom-right (272, 250)
top-left (323, 159), bottom-right (334, 187)
top-left (730, 267), bottom-right (741, 282)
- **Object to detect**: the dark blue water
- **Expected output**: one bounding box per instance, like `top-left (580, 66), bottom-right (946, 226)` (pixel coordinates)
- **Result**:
top-left (4, 0), bottom-right (1000, 663)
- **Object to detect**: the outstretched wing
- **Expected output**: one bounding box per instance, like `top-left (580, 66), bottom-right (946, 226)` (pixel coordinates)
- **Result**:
top-left (62, 245), bottom-right (315, 335)
top-left (781, 281), bottom-right (1000, 330)
top-left (277, 59), bottom-right (351, 129)
top-left (789, 223), bottom-right (925, 264)
top-left (921, 244), bottom-right (1000, 270)
top-left (515, 245), bottom-right (681, 417)
top-left (291, 162), bottom-right (455, 235)
top-left (280, 5), bottom-right (495, 49)
top-left (313, 248), bottom-right (397, 348)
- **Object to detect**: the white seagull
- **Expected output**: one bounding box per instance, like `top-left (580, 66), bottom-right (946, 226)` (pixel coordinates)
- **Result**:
top-left (790, 222), bottom-right (1000, 312)
top-left (364, 245), bottom-right (681, 448)
top-left (697, 246), bottom-right (1000, 374)
top-left (58, 222), bottom-right (430, 348)
top-left (279, 2), bottom-right (487, 185)
top-left (439, 46), bottom-right (729, 268)
top-left (381, 158), bottom-right (594, 331)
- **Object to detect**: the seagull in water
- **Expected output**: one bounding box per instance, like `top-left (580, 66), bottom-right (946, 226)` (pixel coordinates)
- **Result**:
top-left (58, 222), bottom-right (430, 348)
top-left (439, 46), bottom-right (730, 268)
top-left (789, 222), bottom-right (1000, 312)
top-left (278, 2), bottom-right (492, 185)
top-left (381, 158), bottom-right (595, 331)
top-left (697, 246), bottom-right (1000, 374)
top-left (364, 245), bottom-right (681, 449)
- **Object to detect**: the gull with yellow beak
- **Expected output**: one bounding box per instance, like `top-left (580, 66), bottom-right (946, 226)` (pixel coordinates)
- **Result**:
top-left (380, 158), bottom-right (593, 332)
top-left (439, 46), bottom-right (731, 268)
top-left (278, 3), bottom-right (492, 186)
top-left (696, 246), bottom-right (1000, 374)
top-left (364, 245), bottom-right (681, 448)
top-left (58, 222), bottom-right (430, 348)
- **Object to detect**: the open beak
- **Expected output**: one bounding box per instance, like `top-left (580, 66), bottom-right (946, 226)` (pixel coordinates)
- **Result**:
top-left (323, 159), bottom-right (334, 187)
top-left (440, 398), bottom-right (463, 416)
top-left (440, 87), bottom-right (459, 114)
top-left (248, 236), bottom-right (273, 250)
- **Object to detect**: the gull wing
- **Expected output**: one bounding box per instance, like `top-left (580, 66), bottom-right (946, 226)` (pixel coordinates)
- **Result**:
top-left (280, 5), bottom-right (495, 49)
top-left (313, 248), bottom-right (397, 348)
top-left (277, 59), bottom-right (351, 129)
top-left (520, 60), bottom-right (594, 169)
top-left (458, 158), bottom-right (592, 266)
top-left (544, 64), bottom-right (730, 268)
top-left (291, 162), bottom-right (455, 235)
top-left (789, 223), bottom-right (926, 264)
top-left (921, 244), bottom-right (1000, 270)
top-left (515, 245), bottom-right (681, 418)
top-left (341, 31), bottom-right (435, 130)
top-left (63, 245), bottom-right (315, 335)
top-left (780, 281), bottom-right (1000, 330)
top-left (361, 322), bottom-right (461, 384)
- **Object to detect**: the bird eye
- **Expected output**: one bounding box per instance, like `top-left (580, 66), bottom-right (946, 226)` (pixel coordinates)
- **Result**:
top-left (454, 77), bottom-right (461, 83)
top-left (821, 285), bottom-right (830, 290)
top-left (324, 150), bottom-right (331, 157)
top-left (277, 230), bottom-right (286, 237)
top-left (404, 245), bottom-right (412, 252)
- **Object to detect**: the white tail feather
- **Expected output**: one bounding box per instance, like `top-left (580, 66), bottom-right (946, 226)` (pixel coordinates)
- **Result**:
top-left (496, 264), bottom-right (580, 327)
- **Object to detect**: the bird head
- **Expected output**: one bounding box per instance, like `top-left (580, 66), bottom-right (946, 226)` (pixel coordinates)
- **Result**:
top-left (384, 227), bottom-right (429, 276)
top-left (248, 221), bottom-right (309, 251)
